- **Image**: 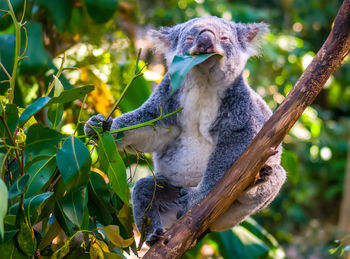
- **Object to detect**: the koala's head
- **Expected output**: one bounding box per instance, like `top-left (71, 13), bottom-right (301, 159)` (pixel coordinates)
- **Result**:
top-left (150, 16), bottom-right (269, 85)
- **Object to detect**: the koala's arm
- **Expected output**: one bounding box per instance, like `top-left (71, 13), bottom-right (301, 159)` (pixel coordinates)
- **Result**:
top-left (85, 74), bottom-right (181, 153)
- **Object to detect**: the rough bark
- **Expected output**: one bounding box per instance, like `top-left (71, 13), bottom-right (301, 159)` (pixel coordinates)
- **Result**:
top-left (142, 0), bottom-right (350, 258)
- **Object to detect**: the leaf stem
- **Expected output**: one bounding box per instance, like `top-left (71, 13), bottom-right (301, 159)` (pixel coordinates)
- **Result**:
top-left (0, 116), bottom-right (23, 174)
top-left (108, 107), bottom-right (183, 134)
top-left (46, 54), bottom-right (66, 96)
top-left (105, 48), bottom-right (144, 120)
top-left (6, 0), bottom-right (23, 104)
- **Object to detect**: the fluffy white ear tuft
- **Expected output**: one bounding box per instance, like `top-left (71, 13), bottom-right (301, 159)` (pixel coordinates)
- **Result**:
top-left (236, 22), bottom-right (270, 56)
top-left (148, 27), bottom-right (172, 55)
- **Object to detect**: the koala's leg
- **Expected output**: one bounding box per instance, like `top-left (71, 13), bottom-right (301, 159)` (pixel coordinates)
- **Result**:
top-left (132, 175), bottom-right (181, 246)
top-left (210, 164), bottom-right (286, 232)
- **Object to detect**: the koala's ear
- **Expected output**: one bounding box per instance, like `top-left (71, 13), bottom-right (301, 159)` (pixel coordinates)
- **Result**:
top-left (236, 22), bottom-right (269, 56)
top-left (148, 26), bottom-right (180, 55)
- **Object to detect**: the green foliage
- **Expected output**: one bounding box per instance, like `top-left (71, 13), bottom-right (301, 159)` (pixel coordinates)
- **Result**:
top-left (0, 179), bottom-right (8, 239)
top-left (0, 0), bottom-right (348, 258)
top-left (169, 53), bottom-right (220, 94)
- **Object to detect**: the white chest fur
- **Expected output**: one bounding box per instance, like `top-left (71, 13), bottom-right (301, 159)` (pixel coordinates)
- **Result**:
top-left (154, 78), bottom-right (221, 187)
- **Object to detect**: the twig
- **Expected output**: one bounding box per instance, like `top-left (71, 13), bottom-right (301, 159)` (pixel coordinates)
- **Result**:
top-left (105, 48), bottom-right (145, 120)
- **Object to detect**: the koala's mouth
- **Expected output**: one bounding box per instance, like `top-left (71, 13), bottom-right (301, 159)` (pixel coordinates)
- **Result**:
top-left (196, 53), bottom-right (222, 71)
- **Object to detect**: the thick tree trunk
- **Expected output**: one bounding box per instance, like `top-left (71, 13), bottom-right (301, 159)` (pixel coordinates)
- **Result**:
top-left (142, 1), bottom-right (350, 258)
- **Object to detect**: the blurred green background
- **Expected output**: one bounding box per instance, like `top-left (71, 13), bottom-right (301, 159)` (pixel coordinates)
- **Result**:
top-left (1, 0), bottom-right (349, 258)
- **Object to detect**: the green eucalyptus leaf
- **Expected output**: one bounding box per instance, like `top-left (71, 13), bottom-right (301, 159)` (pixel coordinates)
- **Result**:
top-left (5, 104), bottom-right (18, 136)
top-left (19, 97), bottom-right (51, 128)
top-left (25, 156), bottom-right (56, 197)
top-left (50, 84), bottom-right (94, 104)
top-left (240, 217), bottom-right (280, 249)
top-left (23, 154), bottom-right (55, 173)
top-left (97, 132), bottom-right (128, 204)
top-left (168, 53), bottom-right (220, 95)
top-left (56, 135), bottom-right (91, 190)
top-left (17, 220), bottom-right (36, 256)
top-left (48, 104), bottom-right (64, 129)
top-left (25, 124), bottom-right (62, 155)
top-left (83, 0), bottom-right (119, 24)
top-left (62, 186), bottom-right (88, 227)
top-left (0, 179), bottom-right (8, 239)
top-left (118, 69), bottom-right (152, 113)
top-left (0, 238), bottom-right (27, 259)
top-left (48, 76), bottom-right (64, 128)
top-left (36, 0), bottom-right (73, 31)
top-left (209, 226), bottom-right (270, 259)
top-left (0, 104), bottom-right (18, 140)
top-left (8, 174), bottom-right (29, 199)
top-left (10, 192), bottom-right (53, 218)
top-left (87, 172), bottom-right (113, 225)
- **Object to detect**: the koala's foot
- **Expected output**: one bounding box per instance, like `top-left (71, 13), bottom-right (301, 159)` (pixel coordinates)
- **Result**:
top-left (145, 227), bottom-right (165, 247)
top-left (257, 165), bottom-right (273, 184)
top-left (176, 187), bottom-right (202, 219)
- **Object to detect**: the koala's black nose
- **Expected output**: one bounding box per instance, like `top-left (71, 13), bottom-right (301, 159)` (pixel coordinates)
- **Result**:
top-left (197, 30), bottom-right (215, 54)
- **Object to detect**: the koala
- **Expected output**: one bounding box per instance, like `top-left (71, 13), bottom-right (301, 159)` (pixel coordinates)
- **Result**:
top-left (85, 16), bottom-right (286, 246)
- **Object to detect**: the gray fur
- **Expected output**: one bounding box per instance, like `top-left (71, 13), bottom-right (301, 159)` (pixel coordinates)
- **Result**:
top-left (85, 16), bottom-right (286, 245)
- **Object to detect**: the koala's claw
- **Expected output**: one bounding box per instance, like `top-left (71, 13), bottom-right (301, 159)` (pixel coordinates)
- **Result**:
top-left (257, 165), bottom-right (273, 184)
top-left (177, 187), bottom-right (198, 219)
top-left (145, 227), bottom-right (165, 247)
top-left (84, 114), bottom-right (113, 136)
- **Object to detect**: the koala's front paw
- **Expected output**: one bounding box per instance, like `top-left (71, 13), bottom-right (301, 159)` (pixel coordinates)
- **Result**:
top-left (84, 114), bottom-right (112, 136)
top-left (176, 187), bottom-right (201, 219)
top-left (145, 227), bottom-right (165, 247)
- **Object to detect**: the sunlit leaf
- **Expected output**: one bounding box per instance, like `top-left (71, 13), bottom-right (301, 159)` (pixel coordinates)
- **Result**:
top-left (0, 179), bottom-right (8, 239)
top-left (240, 217), bottom-right (281, 250)
top-left (19, 97), bottom-right (51, 127)
top-left (97, 132), bottom-right (128, 204)
top-left (90, 241), bottom-right (104, 259)
top-left (50, 85), bottom-right (94, 104)
top-left (8, 174), bottom-right (29, 199)
top-left (102, 225), bottom-right (134, 248)
top-left (48, 76), bottom-right (65, 128)
top-left (168, 53), bottom-right (220, 94)
top-left (209, 225), bottom-right (270, 259)
top-left (25, 124), bottom-right (62, 155)
top-left (62, 186), bottom-right (88, 227)
top-left (57, 136), bottom-right (91, 190)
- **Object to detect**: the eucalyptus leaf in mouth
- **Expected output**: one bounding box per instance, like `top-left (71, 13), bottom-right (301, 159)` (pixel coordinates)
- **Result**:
top-left (168, 53), bottom-right (222, 96)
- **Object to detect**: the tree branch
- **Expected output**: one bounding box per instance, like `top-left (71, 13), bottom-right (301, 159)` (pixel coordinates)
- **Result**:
top-left (142, 0), bottom-right (350, 258)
